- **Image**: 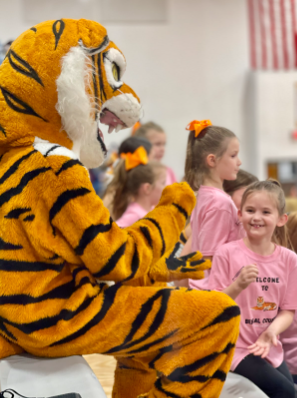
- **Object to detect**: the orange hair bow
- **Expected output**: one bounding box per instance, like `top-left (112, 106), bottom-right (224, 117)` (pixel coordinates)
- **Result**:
top-left (185, 120), bottom-right (212, 138)
top-left (120, 146), bottom-right (148, 171)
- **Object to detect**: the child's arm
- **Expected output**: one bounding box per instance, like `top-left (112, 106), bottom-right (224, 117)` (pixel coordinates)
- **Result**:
top-left (248, 310), bottom-right (295, 358)
top-left (223, 264), bottom-right (259, 300)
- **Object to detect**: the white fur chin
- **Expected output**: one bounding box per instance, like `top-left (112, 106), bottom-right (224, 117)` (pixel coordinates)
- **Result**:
top-left (56, 46), bottom-right (104, 167)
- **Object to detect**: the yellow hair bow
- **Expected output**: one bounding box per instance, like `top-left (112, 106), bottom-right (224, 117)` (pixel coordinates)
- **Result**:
top-left (185, 120), bottom-right (212, 138)
top-left (120, 146), bottom-right (148, 171)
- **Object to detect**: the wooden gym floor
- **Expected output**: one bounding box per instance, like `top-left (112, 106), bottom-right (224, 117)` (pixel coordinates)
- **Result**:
top-left (84, 354), bottom-right (116, 398)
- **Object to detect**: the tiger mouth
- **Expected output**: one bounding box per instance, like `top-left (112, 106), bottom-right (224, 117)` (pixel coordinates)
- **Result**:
top-left (96, 109), bottom-right (126, 155)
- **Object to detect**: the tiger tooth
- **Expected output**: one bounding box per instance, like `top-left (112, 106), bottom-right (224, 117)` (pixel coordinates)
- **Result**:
top-left (108, 126), bottom-right (114, 134)
top-left (115, 124), bottom-right (122, 133)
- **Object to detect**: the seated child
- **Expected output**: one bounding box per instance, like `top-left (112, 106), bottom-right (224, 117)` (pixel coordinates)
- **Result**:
top-left (208, 180), bottom-right (297, 398)
top-left (111, 146), bottom-right (167, 227)
top-left (102, 136), bottom-right (152, 218)
top-left (134, 121), bottom-right (177, 185)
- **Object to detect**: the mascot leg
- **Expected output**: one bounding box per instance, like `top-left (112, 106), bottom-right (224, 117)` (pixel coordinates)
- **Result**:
top-left (10, 286), bottom-right (239, 398)
top-left (112, 357), bottom-right (157, 398)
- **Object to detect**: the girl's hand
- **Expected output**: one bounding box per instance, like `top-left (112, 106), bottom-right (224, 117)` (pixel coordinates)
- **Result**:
top-left (248, 329), bottom-right (278, 358)
top-left (235, 264), bottom-right (258, 290)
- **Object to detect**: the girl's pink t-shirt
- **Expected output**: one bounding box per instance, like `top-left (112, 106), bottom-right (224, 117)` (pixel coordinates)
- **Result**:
top-left (189, 186), bottom-right (245, 290)
top-left (208, 239), bottom-right (297, 371)
top-left (116, 202), bottom-right (148, 228)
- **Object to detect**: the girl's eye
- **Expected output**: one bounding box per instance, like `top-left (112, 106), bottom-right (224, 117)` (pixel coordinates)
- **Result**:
top-left (112, 63), bottom-right (120, 81)
top-left (263, 211), bottom-right (270, 214)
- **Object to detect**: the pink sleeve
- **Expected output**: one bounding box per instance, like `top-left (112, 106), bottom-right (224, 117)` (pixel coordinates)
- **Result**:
top-left (208, 250), bottom-right (231, 291)
top-left (280, 255), bottom-right (297, 310)
top-left (116, 212), bottom-right (139, 228)
top-left (196, 209), bottom-right (233, 256)
top-left (166, 167), bottom-right (177, 185)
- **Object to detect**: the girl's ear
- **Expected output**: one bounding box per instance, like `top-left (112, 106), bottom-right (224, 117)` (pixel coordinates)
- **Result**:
top-left (277, 213), bottom-right (288, 227)
top-left (139, 182), bottom-right (152, 196)
top-left (238, 209), bottom-right (243, 221)
top-left (206, 154), bottom-right (216, 168)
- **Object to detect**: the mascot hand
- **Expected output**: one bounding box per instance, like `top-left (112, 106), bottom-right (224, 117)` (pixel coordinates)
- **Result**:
top-left (149, 250), bottom-right (211, 282)
top-left (156, 182), bottom-right (196, 222)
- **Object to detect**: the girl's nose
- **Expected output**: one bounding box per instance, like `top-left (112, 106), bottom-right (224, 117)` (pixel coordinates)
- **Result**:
top-left (238, 157), bottom-right (242, 166)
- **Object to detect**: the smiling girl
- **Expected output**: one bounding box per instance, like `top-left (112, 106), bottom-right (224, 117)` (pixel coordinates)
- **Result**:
top-left (208, 180), bottom-right (297, 398)
top-left (182, 120), bottom-right (244, 290)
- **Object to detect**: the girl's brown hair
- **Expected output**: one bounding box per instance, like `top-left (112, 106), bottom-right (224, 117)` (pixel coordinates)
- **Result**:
top-left (184, 125), bottom-right (236, 191)
top-left (240, 179), bottom-right (289, 247)
top-left (224, 169), bottom-right (259, 196)
top-left (109, 160), bottom-right (166, 220)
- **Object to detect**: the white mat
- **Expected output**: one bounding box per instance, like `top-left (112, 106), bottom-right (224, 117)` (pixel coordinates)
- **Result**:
top-left (220, 372), bottom-right (269, 397)
top-left (0, 355), bottom-right (107, 398)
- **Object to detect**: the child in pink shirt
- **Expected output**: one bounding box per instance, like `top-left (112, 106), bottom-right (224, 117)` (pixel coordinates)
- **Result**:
top-left (108, 146), bottom-right (167, 227)
top-left (181, 120), bottom-right (244, 289)
top-left (208, 180), bottom-right (297, 398)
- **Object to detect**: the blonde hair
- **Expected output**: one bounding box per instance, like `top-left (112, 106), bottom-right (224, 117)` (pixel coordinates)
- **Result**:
top-left (184, 125), bottom-right (236, 191)
top-left (134, 121), bottom-right (164, 138)
top-left (240, 179), bottom-right (289, 247)
top-left (286, 212), bottom-right (297, 253)
top-left (109, 160), bottom-right (166, 220)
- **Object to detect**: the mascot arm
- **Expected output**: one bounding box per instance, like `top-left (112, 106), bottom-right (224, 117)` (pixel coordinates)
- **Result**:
top-left (47, 158), bottom-right (196, 282)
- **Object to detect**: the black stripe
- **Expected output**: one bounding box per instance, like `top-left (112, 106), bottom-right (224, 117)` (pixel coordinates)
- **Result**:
top-left (0, 319), bottom-right (17, 341)
top-left (0, 86), bottom-right (48, 122)
top-left (0, 167), bottom-right (51, 208)
top-left (144, 218), bottom-right (166, 256)
top-left (72, 266), bottom-right (87, 280)
top-left (172, 203), bottom-right (188, 220)
top-left (202, 306), bottom-right (240, 330)
top-left (149, 344), bottom-right (173, 369)
top-left (0, 154), bottom-right (3, 162)
top-left (91, 55), bottom-right (99, 119)
top-left (105, 289), bottom-right (172, 354)
top-left (30, 27), bottom-right (37, 32)
top-left (75, 217), bottom-right (113, 255)
top-left (167, 342), bottom-right (234, 383)
top-left (49, 188), bottom-right (91, 231)
top-left (5, 207), bottom-right (31, 219)
top-left (94, 242), bottom-right (126, 278)
top-left (23, 214), bottom-right (35, 222)
top-left (50, 282), bottom-right (122, 346)
top-left (8, 50), bottom-right (44, 87)
top-left (139, 226), bottom-right (153, 248)
top-left (0, 123), bottom-right (6, 136)
top-left (115, 328), bottom-right (178, 356)
top-left (45, 145), bottom-right (60, 157)
top-left (56, 159), bottom-right (83, 176)
top-left (0, 279), bottom-right (77, 305)
top-left (0, 259), bottom-right (65, 272)
top-left (80, 35), bottom-right (110, 55)
top-left (155, 377), bottom-right (182, 398)
top-left (5, 295), bottom-right (95, 335)
top-left (0, 237), bottom-right (22, 250)
top-left (52, 20), bottom-right (65, 50)
top-left (121, 245), bottom-right (139, 283)
top-left (49, 254), bottom-right (59, 260)
top-left (97, 53), bottom-right (107, 102)
top-left (179, 231), bottom-right (187, 244)
top-left (0, 149), bottom-right (36, 186)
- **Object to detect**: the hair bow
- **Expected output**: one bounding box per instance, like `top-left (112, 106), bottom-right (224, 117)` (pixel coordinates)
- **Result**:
top-left (185, 120), bottom-right (212, 138)
top-left (120, 146), bottom-right (148, 171)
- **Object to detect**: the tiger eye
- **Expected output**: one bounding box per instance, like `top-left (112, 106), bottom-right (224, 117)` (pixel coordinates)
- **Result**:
top-left (112, 63), bottom-right (119, 81)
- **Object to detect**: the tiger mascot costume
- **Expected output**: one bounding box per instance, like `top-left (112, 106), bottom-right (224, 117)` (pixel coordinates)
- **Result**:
top-left (0, 19), bottom-right (240, 398)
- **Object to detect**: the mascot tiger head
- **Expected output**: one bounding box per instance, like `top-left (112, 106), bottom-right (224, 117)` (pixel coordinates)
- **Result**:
top-left (0, 19), bottom-right (141, 168)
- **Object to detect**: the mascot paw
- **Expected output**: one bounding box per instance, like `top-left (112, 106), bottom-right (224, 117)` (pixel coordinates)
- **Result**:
top-left (166, 251), bottom-right (211, 281)
top-left (157, 182), bottom-right (196, 217)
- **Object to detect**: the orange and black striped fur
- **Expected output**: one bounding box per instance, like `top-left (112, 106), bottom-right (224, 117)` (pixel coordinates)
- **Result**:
top-left (0, 19), bottom-right (240, 398)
